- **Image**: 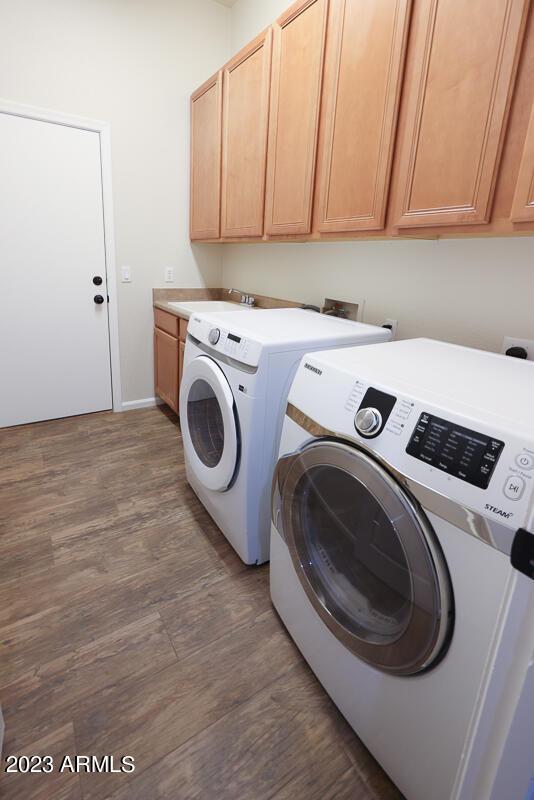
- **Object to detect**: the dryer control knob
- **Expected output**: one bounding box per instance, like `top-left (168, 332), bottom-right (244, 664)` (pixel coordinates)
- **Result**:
top-left (208, 328), bottom-right (220, 345)
top-left (355, 407), bottom-right (382, 436)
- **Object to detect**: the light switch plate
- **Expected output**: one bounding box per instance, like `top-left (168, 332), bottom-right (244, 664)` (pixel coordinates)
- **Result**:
top-left (165, 267), bottom-right (174, 283)
top-left (121, 266), bottom-right (132, 283)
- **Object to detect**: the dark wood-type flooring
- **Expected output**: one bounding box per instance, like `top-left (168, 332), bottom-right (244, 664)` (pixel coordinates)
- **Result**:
top-left (0, 407), bottom-right (403, 799)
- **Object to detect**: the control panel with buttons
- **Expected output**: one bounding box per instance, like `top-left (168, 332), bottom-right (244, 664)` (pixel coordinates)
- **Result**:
top-left (516, 452), bottom-right (534, 471)
top-left (354, 387), bottom-right (397, 439)
top-left (223, 331), bottom-right (250, 360)
top-left (503, 475), bottom-right (526, 501)
top-left (288, 353), bottom-right (534, 534)
top-left (187, 316), bottom-right (263, 368)
top-left (406, 413), bottom-right (505, 489)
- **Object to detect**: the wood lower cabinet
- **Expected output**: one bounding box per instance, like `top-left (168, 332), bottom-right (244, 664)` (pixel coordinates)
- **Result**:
top-left (154, 310), bottom-right (187, 414)
top-left (511, 104), bottom-right (534, 221)
top-left (264, 0), bottom-right (329, 236)
top-left (392, 0), bottom-right (529, 228)
top-left (315, 0), bottom-right (411, 232)
top-left (190, 72), bottom-right (222, 240)
top-left (154, 327), bottom-right (179, 413)
top-left (221, 29), bottom-right (272, 238)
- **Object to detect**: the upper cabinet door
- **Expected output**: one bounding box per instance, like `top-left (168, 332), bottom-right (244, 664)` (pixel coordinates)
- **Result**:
top-left (393, 0), bottom-right (528, 228)
top-left (221, 30), bottom-right (272, 238)
top-left (265, 0), bottom-right (329, 236)
top-left (315, 0), bottom-right (412, 233)
top-left (190, 72), bottom-right (222, 240)
top-left (511, 104), bottom-right (534, 222)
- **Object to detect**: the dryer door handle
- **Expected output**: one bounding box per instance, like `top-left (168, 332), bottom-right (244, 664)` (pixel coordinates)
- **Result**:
top-left (511, 528), bottom-right (534, 580)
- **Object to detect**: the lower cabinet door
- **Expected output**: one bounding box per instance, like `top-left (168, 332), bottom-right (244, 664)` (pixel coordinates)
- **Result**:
top-left (154, 327), bottom-right (179, 413)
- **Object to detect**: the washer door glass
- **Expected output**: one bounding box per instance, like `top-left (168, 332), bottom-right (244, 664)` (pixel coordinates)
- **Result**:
top-left (180, 355), bottom-right (238, 492)
top-left (187, 378), bottom-right (225, 468)
top-left (279, 441), bottom-right (453, 675)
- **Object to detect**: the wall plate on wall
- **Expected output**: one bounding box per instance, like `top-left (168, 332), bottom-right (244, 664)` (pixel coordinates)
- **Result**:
top-left (501, 336), bottom-right (534, 361)
top-left (322, 297), bottom-right (364, 321)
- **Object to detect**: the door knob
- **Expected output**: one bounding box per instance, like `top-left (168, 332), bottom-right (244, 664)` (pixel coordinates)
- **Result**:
top-left (93, 276), bottom-right (103, 286)
top-left (94, 295), bottom-right (105, 305)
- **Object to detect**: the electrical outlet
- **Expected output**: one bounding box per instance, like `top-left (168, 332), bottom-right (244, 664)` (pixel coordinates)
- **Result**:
top-left (164, 267), bottom-right (174, 283)
top-left (383, 318), bottom-right (398, 339)
top-left (121, 266), bottom-right (131, 283)
top-left (501, 336), bottom-right (534, 361)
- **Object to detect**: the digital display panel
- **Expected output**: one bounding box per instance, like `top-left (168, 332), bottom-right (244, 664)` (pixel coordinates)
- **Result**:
top-left (406, 413), bottom-right (504, 489)
top-left (227, 333), bottom-right (241, 343)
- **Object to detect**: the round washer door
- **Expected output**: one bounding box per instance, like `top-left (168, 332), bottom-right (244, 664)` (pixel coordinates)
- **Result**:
top-left (181, 355), bottom-right (238, 492)
top-left (279, 440), bottom-right (453, 676)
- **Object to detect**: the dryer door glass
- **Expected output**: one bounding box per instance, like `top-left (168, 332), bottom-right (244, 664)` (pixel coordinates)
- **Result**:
top-left (280, 441), bottom-right (453, 676)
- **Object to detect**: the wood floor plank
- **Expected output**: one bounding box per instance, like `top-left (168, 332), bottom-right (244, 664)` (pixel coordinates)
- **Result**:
top-left (0, 450), bottom-right (45, 486)
top-left (0, 533), bottom-right (227, 688)
top-left (159, 564), bottom-right (270, 659)
top-left (103, 661), bottom-right (356, 800)
top-left (75, 611), bottom-right (299, 800)
top-left (1, 613), bottom-right (177, 750)
top-left (0, 407), bottom-right (401, 800)
top-left (0, 532), bottom-right (54, 583)
top-left (0, 722), bottom-right (82, 800)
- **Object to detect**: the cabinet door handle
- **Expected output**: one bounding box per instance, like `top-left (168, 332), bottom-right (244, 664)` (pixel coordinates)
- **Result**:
top-left (94, 295), bottom-right (105, 305)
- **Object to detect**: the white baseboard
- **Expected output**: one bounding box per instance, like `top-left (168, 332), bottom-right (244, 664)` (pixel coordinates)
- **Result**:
top-left (120, 397), bottom-right (163, 411)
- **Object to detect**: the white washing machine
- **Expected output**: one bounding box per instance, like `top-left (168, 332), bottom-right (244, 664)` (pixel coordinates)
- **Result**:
top-left (271, 338), bottom-right (534, 800)
top-left (179, 308), bottom-right (390, 565)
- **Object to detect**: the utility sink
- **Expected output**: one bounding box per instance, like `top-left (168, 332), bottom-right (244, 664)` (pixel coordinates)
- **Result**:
top-left (168, 300), bottom-right (256, 318)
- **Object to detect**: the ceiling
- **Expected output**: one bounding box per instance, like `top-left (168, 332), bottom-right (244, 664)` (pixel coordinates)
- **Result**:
top-left (211, 0), bottom-right (239, 7)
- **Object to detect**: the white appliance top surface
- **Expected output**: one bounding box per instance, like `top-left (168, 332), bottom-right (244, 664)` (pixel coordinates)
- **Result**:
top-left (309, 338), bottom-right (534, 434)
top-left (193, 307), bottom-right (387, 347)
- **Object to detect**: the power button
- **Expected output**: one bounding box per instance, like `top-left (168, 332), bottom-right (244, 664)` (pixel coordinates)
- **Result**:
top-left (503, 475), bottom-right (526, 501)
top-left (516, 453), bottom-right (534, 470)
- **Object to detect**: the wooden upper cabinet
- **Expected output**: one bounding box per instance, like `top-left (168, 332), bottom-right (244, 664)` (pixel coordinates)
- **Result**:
top-left (393, 0), bottom-right (529, 228)
top-left (221, 30), bottom-right (272, 238)
top-left (265, 0), bottom-right (329, 236)
top-left (315, 0), bottom-right (411, 233)
top-left (511, 104), bottom-right (534, 222)
top-left (190, 72), bottom-right (222, 240)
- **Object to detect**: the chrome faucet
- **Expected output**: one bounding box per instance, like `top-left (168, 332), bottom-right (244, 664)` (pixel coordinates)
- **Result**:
top-left (228, 287), bottom-right (255, 306)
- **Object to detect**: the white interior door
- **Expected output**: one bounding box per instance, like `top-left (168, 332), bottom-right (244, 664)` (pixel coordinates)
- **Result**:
top-left (0, 111), bottom-right (113, 428)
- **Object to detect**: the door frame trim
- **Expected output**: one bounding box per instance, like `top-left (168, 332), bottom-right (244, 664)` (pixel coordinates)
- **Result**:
top-left (0, 98), bottom-right (122, 412)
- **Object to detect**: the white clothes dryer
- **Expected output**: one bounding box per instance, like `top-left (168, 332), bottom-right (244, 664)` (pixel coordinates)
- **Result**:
top-left (271, 338), bottom-right (534, 800)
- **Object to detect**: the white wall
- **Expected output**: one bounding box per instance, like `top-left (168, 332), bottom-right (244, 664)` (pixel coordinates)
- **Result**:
top-left (0, 0), bottom-right (231, 405)
top-left (230, 0), bottom-right (287, 51)
top-left (224, 0), bottom-right (534, 355)
top-left (221, 239), bottom-right (534, 352)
